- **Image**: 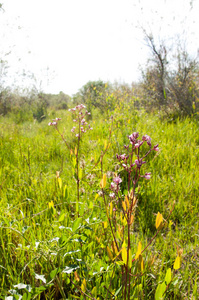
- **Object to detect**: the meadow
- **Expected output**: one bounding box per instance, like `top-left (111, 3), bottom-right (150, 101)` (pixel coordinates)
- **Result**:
top-left (0, 102), bottom-right (198, 299)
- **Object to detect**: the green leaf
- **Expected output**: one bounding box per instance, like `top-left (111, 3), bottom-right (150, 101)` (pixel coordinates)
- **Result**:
top-left (88, 201), bottom-right (93, 209)
top-left (79, 202), bottom-right (85, 216)
top-left (63, 185), bottom-right (68, 199)
top-left (58, 213), bottom-right (65, 222)
top-left (50, 268), bottom-right (61, 280)
top-left (122, 247), bottom-right (127, 264)
top-left (22, 293), bottom-right (31, 300)
top-left (72, 157), bottom-right (76, 168)
top-left (58, 235), bottom-right (68, 247)
top-left (114, 285), bottom-right (122, 296)
top-left (76, 201), bottom-right (79, 213)
top-left (79, 167), bottom-right (83, 180)
top-left (163, 88), bottom-right (167, 99)
top-left (156, 212), bottom-right (163, 229)
top-left (155, 282), bottom-right (166, 300)
top-left (173, 255), bottom-right (181, 270)
top-left (155, 284), bottom-right (163, 300)
top-left (135, 241), bottom-right (142, 259)
top-left (172, 279), bottom-right (179, 286)
top-left (58, 177), bottom-right (62, 189)
top-left (92, 286), bottom-right (97, 298)
top-left (34, 286), bottom-right (47, 294)
top-left (72, 218), bottom-right (82, 232)
top-left (116, 261), bottom-right (125, 266)
top-left (128, 248), bottom-right (132, 269)
top-left (165, 268), bottom-right (171, 285)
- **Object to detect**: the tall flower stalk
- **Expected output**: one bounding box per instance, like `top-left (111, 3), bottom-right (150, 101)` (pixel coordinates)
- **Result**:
top-left (49, 104), bottom-right (93, 215)
top-left (101, 131), bottom-right (160, 299)
top-left (69, 104), bottom-right (92, 214)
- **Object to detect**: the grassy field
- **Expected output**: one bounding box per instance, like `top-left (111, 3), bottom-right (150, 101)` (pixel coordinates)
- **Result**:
top-left (0, 106), bottom-right (198, 299)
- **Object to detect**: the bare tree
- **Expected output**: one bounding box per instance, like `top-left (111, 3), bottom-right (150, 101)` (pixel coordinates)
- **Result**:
top-left (141, 31), bottom-right (199, 116)
top-left (141, 31), bottom-right (168, 111)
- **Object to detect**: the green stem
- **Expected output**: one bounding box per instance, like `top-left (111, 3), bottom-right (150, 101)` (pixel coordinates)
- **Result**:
top-left (76, 118), bottom-right (81, 216)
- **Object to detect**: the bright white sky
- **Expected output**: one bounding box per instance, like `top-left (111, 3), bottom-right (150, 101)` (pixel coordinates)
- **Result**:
top-left (0, 0), bottom-right (199, 96)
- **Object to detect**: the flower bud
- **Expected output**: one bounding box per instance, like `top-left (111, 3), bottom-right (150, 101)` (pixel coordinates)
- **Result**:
top-left (144, 172), bottom-right (151, 180)
top-left (153, 144), bottom-right (159, 151)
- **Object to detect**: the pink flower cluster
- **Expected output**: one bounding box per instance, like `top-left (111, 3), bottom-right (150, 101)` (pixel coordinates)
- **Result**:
top-left (110, 176), bottom-right (122, 193)
top-left (48, 118), bottom-right (61, 127)
top-left (116, 153), bottom-right (129, 162)
top-left (142, 134), bottom-right (151, 146)
top-left (114, 132), bottom-right (159, 185)
top-left (69, 104), bottom-right (93, 137)
top-left (134, 159), bottom-right (146, 168)
top-left (128, 132), bottom-right (159, 151)
top-left (68, 104), bottom-right (86, 112)
top-left (128, 132), bottom-right (139, 145)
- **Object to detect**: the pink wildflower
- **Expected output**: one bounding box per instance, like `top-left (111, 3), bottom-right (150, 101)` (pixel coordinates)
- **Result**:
top-left (117, 153), bottom-right (128, 161)
top-left (109, 193), bottom-right (115, 199)
top-left (110, 182), bottom-right (117, 191)
top-left (134, 140), bottom-right (143, 148)
top-left (144, 172), bottom-right (151, 180)
top-left (153, 144), bottom-right (159, 151)
top-left (135, 159), bottom-right (146, 168)
top-left (135, 159), bottom-right (141, 167)
top-left (113, 176), bottom-right (122, 185)
top-left (120, 154), bottom-right (127, 160)
top-left (142, 134), bottom-right (151, 142)
top-left (142, 134), bottom-right (151, 146)
top-left (129, 132), bottom-right (139, 144)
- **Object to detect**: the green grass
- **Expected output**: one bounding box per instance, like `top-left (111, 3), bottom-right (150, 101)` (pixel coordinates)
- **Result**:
top-left (0, 110), bottom-right (198, 299)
